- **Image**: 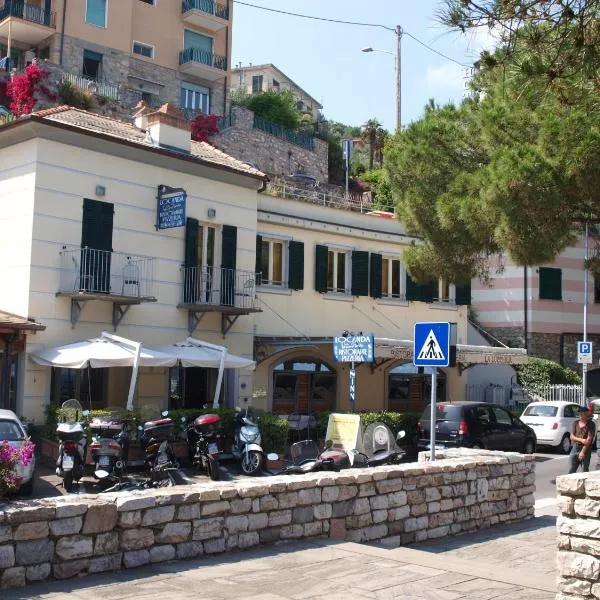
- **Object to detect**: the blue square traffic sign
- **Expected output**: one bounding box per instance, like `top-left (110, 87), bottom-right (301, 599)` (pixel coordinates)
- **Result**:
top-left (414, 322), bottom-right (451, 367)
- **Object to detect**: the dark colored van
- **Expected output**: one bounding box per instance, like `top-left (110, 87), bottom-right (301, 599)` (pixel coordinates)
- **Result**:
top-left (417, 401), bottom-right (536, 453)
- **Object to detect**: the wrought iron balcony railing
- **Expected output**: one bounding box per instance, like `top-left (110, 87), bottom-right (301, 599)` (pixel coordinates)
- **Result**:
top-left (58, 246), bottom-right (156, 300)
top-left (179, 46), bottom-right (227, 72)
top-left (182, 0), bottom-right (229, 20)
top-left (181, 265), bottom-right (258, 310)
top-left (0, 1), bottom-right (55, 27)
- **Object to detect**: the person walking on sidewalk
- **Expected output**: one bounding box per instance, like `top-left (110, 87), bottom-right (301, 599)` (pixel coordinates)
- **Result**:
top-left (569, 405), bottom-right (596, 474)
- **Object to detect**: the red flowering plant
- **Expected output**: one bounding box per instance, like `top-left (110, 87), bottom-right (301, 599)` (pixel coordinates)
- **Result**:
top-left (0, 439), bottom-right (35, 497)
top-left (6, 63), bottom-right (56, 117)
top-left (191, 113), bottom-right (220, 144)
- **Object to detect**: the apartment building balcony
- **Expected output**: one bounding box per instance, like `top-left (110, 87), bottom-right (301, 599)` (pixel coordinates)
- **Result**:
top-left (0, 1), bottom-right (56, 45)
top-left (179, 46), bottom-right (228, 81)
top-left (57, 246), bottom-right (157, 329)
top-left (178, 265), bottom-right (261, 335)
top-left (182, 0), bottom-right (229, 31)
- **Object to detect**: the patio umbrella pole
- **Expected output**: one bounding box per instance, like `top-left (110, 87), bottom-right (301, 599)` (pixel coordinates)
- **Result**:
top-left (212, 348), bottom-right (226, 409)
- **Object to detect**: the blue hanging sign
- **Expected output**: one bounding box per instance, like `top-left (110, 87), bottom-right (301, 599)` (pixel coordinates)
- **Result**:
top-left (156, 185), bottom-right (186, 230)
top-left (333, 334), bottom-right (374, 363)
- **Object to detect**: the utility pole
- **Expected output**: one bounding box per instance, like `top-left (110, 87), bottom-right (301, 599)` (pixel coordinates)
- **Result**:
top-left (396, 25), bottom-right (402, 130)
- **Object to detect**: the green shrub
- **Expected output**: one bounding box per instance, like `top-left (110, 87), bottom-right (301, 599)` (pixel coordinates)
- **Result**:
top-left (58, 81), bottom-right (93, 110)
top-left (516, 357), bottom-right (581, 389)
top-left (359, 411), bottom-right (420, 438)
top-left (258, 414), bottom-right (288, 454)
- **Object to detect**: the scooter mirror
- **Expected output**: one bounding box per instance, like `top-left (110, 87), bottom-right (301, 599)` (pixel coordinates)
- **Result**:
top-left (396, 430), bottom-right (406, 440)
top-left (181, 416), bottom-right (187, 423)
top-left (266, 453), bottom-right (279, 461)
top-left (95, 469), bottom-right (110, 479)
top-left (324, 439), bottom-right (333, 450)
top-left (161, 410), bottom-right (169, 417)
top-left (138, 425), bottom-right (143, 431)
top-left (82, 410), bottom-right (90, 417)
top-left (235, 407), bottom-right (242, 413)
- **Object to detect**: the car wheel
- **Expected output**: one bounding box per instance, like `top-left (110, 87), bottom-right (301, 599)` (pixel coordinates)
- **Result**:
top-left (560, 434), bottom-right (572, 455)
top-left (522, 438), bottom-right (535, 454)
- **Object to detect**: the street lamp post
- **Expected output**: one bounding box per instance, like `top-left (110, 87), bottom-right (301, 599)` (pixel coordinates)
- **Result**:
top-left (361, 25), bottom-right (403, 130)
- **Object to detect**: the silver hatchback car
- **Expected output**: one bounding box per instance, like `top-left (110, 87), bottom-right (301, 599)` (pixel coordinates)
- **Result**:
top-left (0, 409), bottom-right (36, 495)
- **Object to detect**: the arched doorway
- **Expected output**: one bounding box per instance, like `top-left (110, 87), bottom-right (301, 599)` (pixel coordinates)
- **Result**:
top-left (271, 357), bottom-right (337, 414)
top-left (387, 362), bottom-right (446, 413)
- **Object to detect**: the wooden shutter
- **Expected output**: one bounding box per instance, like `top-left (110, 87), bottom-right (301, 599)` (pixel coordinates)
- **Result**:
top-left (221, 225), bottom-right (237, 305)
top-left (82, 199), bottom-right (113, 251)
top-left (406, 273), bottom-right (419, 301)
top-left (455, 282), bottom-right (472, 306)
top-left (406, 273), bottom-right (434, 302)
top-left (255, 234), bottom-right (262, 281)
top-left (420, 280), bottom-right (435, 303)
top-left (315, 244), bottom-right (328, 293)
top-left (539, 267), bottom-right (562, 300)
top-left (370, 253), bottom-right (382, 298)
top-left (288, 240), bottom-right (304, 290)
top-left (351, 250), bottom-right (369, 296)
top-left (184, 218), bottom-right (199, 269)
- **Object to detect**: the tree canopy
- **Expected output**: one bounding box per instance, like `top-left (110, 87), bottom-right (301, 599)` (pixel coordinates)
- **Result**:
top-left (385, 3), bottom-right (600, 283)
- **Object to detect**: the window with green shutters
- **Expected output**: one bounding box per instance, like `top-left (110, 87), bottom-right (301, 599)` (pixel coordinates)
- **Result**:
top-left (351, 251), bottom-right (369, 296)
top-left (455, 282), bottom-right (472, 305)
top-left (315, 245), bottom-right (328, 293)
top-left (370, 253), bottom-right (382, 298)
top-left (255, 234), bottom-right (262, 283)
top-left (595, 277), bottom-right (600, 304)
top-left (406, 273), bottom-right (435, 302)
top-left (288, 241), bottom-right (304, 290)
top-left (221, 225), bottom-right (237, 305)
top-left (539, 267), bottom-right (562, 300)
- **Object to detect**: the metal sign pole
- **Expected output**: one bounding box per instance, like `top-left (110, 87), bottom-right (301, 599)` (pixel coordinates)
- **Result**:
top-left (430, 367), bottom-right (437, 461)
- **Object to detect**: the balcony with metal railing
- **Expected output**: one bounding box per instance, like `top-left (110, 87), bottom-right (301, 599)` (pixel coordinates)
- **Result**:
top-left (57, 246), bottom-right (157, 329)
top-left (178, 265), bottom-right (261, 335)
top-left (182, 0), bottom-right (229, 31)
top-left (179, 46), bottom-right (228, 81)
top-left (62, 72), bottom-right (119, 101)
top-left (0, 1), bottom-right (55, 45)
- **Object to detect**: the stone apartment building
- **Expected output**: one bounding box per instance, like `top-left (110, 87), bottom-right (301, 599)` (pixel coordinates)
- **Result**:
top-left (0, 0), bottom-right (232, 114)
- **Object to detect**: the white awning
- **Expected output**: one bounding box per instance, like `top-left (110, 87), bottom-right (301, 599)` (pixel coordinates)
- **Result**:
top-left (154, 338), bottom-right (255, 370)
top-left (375, 338), bottom-right (528, 365)
top-left (30, 332), bottom-right (177, 369)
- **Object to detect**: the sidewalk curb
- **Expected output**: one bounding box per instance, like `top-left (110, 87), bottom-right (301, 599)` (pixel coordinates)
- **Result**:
top-left (310, 538), bottom-right (556, 593)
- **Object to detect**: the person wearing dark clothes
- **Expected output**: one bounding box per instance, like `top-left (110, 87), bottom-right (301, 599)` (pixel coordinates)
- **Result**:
top-left (569, 405), bottom-right (596, 474)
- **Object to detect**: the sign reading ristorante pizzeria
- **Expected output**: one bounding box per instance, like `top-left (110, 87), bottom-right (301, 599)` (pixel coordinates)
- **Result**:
top-left (156, 185), bottom-right (186, 230)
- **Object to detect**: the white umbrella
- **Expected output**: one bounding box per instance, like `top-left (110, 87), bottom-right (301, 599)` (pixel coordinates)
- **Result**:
top-left (154, 338), bottom-right (255, 408)
top-left (30, 332), bottom-right (176, 409)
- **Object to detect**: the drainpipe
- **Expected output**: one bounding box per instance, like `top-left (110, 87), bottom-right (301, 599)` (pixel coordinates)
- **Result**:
top-left (223, 22), bottom-right (229, 116)
top-left (59, 0), bottom-right (67, 66)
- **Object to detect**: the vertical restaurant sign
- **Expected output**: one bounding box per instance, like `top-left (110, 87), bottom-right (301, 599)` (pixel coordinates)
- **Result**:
top-left (156, 185), bottom-right (186, 230)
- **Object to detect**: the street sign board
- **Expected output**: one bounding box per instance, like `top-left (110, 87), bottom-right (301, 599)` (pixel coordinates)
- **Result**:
top-left (413, 322), bottom-right (451, 368)
top-left (349, 367), bottom-right (356, 405)
top-left (578, 341), bottom-right (593, 364)
top-left (156, 185), bottom-right (186, 230)
top-left (333, 335), bottom-right (374, 363)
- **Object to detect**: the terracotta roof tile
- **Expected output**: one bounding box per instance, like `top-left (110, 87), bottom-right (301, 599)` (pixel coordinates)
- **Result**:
top-left (0, 311), bottom-right (45, 331)
top-left (28, 107), bottom-right (267, 180)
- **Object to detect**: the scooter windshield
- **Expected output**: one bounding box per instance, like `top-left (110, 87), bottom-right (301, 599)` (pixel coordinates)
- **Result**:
top-left (362, 422), bottom-right (395, 458)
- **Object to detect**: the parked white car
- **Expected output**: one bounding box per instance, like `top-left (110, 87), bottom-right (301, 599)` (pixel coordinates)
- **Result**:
top-left (520, 401), bottom-right (583, 454)
top-left (0, 409), bottom-right (35, 495)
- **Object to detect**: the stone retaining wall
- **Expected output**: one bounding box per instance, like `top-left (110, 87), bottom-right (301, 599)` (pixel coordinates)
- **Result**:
top-left (556, 472), bottom-right (600, 599)
top-left (0, 451), bottom-right (534, 590)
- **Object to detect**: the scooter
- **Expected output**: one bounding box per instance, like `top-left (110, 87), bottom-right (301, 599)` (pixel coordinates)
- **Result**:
top-left (352, 424), bottom-right (406, 467)
top-left (89, 408), bottom-right (130, 480)
top-left (184, 413), bottom-right (222, 481)
top-left (55, 399), bottom-right (89, 493)
top-left (138, 410), bottom-right (178, 472)
top-left (232, 406), bottom-right (265, 475)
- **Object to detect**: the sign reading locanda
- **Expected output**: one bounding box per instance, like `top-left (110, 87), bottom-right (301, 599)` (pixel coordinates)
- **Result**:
top-left (333, 335), bottom-right (374, 363)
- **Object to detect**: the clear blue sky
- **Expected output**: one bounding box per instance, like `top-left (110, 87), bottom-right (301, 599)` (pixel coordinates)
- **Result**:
top-left (232, 0), bottom-right (492, 131)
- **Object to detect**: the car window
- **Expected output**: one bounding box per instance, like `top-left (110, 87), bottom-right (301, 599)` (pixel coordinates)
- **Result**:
top-left (491, 406), bottom-right (513, 425)
top-left (564, 405), bottom-right (579, 418)
top-left (0, 420), bottom-right (24, 441)
top-left (475, 406), bottom-right (492, 425)
top-left (523, 405), bottom-right (558, 417)
top-left (421, 404), bottom-right (463, 422)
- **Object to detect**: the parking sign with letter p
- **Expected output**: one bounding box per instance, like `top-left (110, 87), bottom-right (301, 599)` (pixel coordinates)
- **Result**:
top-left (578, 341), bottom-right (593, 364)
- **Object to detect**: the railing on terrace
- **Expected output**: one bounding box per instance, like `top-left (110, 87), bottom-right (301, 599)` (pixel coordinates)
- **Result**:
top-left (62, 73), bottom-right (119, 101)
top-left (179, 47), bottom-right (227, 71)
top-left (0, 1), bottom-right (55, 28)
top-left (528, 383), bottom-right (584, 405)
top-left (181, 265), bottom-right (258, 310)
top-left (265, 180), bottom-right (373, 213)
top-left (59, 246), bottom-right (156, 300)
top-left (178, 108), bottom-right (235, 130)
top-left (253, 115), bottom-right (315, 151)
top-left (182, 0), bottom-right (229, 20)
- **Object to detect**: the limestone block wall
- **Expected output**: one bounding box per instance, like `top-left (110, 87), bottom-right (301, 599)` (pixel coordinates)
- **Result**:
top-left (0, 451), bottom-right (534, 590)
top-left (556, 472), bottom-right (600, 598)
top-left (214, 106), bottom-right (329, 182)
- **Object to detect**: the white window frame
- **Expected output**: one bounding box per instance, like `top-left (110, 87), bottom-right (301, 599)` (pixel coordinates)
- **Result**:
top-left (180, 83), bottom-right (210, 113)
top-left (259, 236), bottom-right (287, 288)
top-left (132, 41), bottom-right (154, 59)
top-left (327, 248), bottom-right (350, 295)
top-left (85, 0), bottom-right (108, 28)
top-left (138, 0), bottom-right (156, 5)
top-left (437, 278), bottom-right (456, 304)
top-left (381, 255), bottom-right (406, 301)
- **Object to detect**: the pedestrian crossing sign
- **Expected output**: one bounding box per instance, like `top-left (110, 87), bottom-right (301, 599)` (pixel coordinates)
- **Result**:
top-left (414, 322), bottom-right (451, 367)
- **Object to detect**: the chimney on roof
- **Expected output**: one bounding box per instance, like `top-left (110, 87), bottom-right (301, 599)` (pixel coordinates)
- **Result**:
top-left (145, 103), bottom-right (191, 153)
top-left (133, 101), bottom-right (153, 130)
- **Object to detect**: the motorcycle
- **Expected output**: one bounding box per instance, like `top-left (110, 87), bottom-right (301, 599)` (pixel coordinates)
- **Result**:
top-left (183, 413), bottom-right (222, 481)
top-left (55, 399), bottom-right (89, 493)
top-left (351, 423), bottom-right (406, 467)
top-left (138, 410), bottom-right (178, 472)
top-left (232, 406), bottom-right (265, 475)
top-left (89, 407), bottom-right (130, 480)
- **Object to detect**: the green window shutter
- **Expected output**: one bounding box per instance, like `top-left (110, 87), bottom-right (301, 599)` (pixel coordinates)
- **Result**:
top-left (420, 280), bottom-right (435, 303)
top-left (315, 245), bottom-right (328, 293)
top-left (351, 250), bottom-right (369, 296)
top-left (539, 267), bottom-right (562, 300)
top-left (406, 273), bottom-right (435, 302)
top-left (184, 218), bottom-right (199, 269)
top-left (595, 277), bottom-right (600, 304)
top-left (370, 253), bottom-right (382, 298)
top-left (406, 273), bottom-right (419, 301)
top-left (455, 282), bottom-right (472, 306)
top-left (288, 240), bottom-right (304, 290)
top-left (255, 234), bottom-right (262, 281)
top-left (221, 225), bottom-right (237, 270)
